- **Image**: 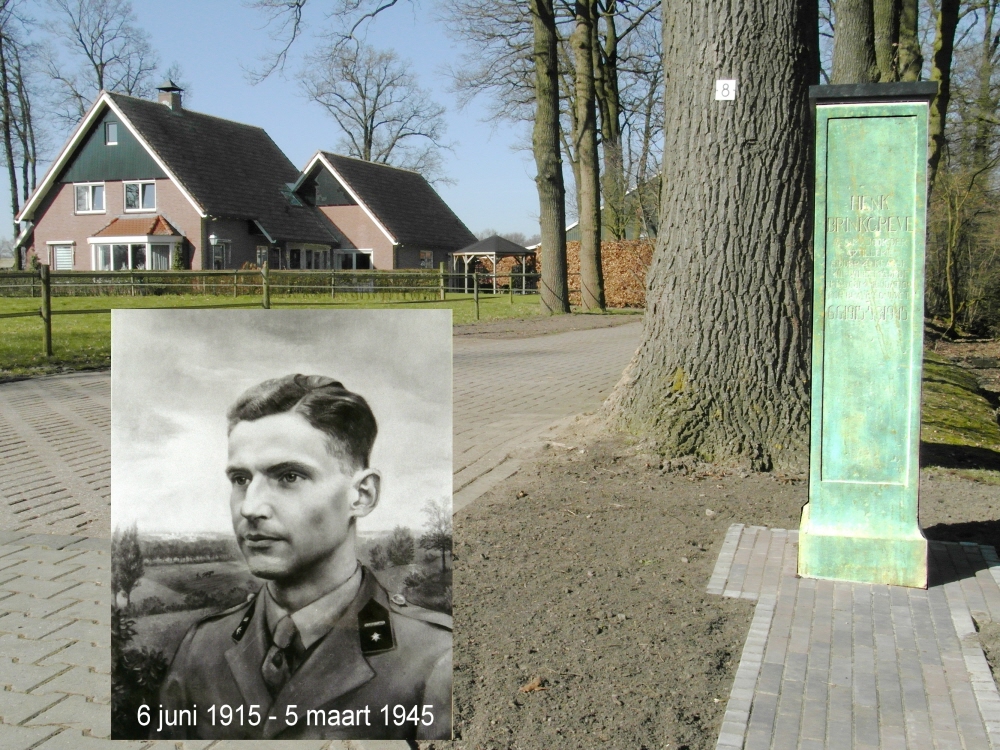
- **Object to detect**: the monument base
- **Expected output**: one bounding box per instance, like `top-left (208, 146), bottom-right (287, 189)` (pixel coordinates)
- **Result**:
top-left (798, 503), bottom-right (928, 588)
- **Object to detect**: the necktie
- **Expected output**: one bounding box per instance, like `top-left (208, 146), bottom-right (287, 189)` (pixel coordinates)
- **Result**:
top-left (261, 615), bottom-right (300, 696)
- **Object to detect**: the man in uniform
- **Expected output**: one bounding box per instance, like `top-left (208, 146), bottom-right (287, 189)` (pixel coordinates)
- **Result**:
top-left (154, 374), bottom-right (451, 741)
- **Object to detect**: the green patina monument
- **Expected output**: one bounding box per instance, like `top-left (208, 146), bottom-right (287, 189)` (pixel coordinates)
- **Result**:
top-left (799, 83), bottom-right (938, 589)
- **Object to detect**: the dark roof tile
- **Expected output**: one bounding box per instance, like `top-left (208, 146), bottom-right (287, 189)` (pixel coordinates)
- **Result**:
top-left (320, 153), bottom-right (476, 250)
top-left (110, 94), bottom-right (338, 245)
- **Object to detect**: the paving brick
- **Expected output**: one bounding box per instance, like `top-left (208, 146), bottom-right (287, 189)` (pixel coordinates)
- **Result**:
top-left (38, 639), bottom-right (109, 674)
top-left (0, 611), bottom-right (74, 640)
top-left (0, 592), bottom-right (78, 618)
top-left (54, 580), bottom-right (107, 602)
top-left (0, 723), bottom-right (61, 750)
top-left (25, 694), bottom-right (111, 738)
top-left (0, 576), bottom-right (82, 599)
top-left (0, 691), bottom-right (63, 725)
top-left (31, 729), bottom-right (147, 749)
top-left (1, 560), bottom-right (86, 582)
top-left (31, 666), bottom-right (110, 703)
top-left (47, 617), bottom-right (109, 647)
top-left (0, 633), bottom-right (72, 665)
top-left (55, 599), bottom-right (110, 626)
top-left (0, 657), bottom-right (68, 692)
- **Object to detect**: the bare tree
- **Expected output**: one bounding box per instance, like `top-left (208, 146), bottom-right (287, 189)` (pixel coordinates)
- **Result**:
top-left (418, 497), bottom-right (452, 573)
top-left (0, 0), bottom-right (37, 268)
top-left (43, 0), bottom-right (158, 123)
top-left (530, 0), bottom-right (570, 314)
top-left (301, 42), bottom-right (450, 180)
top-left (569, 0), bottom-right (603, 310)
top-left (928, 0), bottom-right (961, 196)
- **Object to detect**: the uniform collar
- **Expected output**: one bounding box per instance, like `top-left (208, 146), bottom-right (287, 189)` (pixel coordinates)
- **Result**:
top-left (262, 564), bottom-right (363, 650)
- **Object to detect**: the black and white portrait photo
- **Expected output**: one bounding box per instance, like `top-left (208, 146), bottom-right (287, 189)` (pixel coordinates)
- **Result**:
top-left (109, 309), bottom-right (452, 741)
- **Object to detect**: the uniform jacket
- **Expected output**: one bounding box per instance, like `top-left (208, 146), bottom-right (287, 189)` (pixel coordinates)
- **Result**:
top-left (154, 566), bottom-right (451, 741)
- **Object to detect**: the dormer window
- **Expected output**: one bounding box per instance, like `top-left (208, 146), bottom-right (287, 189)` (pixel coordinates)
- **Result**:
top-left (124, 181), bottom-right (155, 211)
top-left (74, 183), bottom-right (105, 213)
top-left (105, 122), bottom-right (118, 145)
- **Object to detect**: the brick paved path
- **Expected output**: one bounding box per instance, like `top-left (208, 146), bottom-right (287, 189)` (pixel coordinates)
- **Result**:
top-left (0, 322), bottom-right (641, 749)
top-left (710, 525), bottom-right (1000, 749)
top-left (452, 322), bottom-right (641, 510)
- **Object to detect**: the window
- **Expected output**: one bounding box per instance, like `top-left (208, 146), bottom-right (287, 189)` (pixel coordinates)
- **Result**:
top-left (336, 250), bottom-right (373, 270)
top-left (256, 246), bottom-right (268, 268)
top-left (105, 122), bottom-right (118, 145)
top-left (51, 245), bottom-right (74, 270)
top-left (212, 241), bottom-right (230, 269)
top-left (92, 242), bottom-right (173, 271)
top-left (124, 181), bottom-right (155, 211)
top-left (74, 183), bottom-right (105, 213)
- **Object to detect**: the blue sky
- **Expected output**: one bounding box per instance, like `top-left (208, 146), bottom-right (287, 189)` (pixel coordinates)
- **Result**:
top-left (8, 0), bottom-right (540, 240)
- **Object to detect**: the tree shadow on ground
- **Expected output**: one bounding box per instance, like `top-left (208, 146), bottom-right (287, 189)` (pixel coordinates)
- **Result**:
top-left (924, 519), bottom-right (1000, 552)
top-left (920, 441), bottom-right (1000, 471)
top-left (924, 522), bottom-right (1000, 587)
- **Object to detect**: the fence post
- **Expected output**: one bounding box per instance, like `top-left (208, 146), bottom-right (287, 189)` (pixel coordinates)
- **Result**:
top-left (261, 262), bottom-right (270, 309)
top-left (509, 270), bottom-right (514, 304)
top-left (40, 265), bottom-right (52, 357)
top-left (331, 270), bottom-right (336, 298)
top-left (439, 261), bottom-right (446, 301)
top-left (474, 273), bottom-right (480, 321)
top-left (129, 271), bottom-right (135, 297)
top-left (233, 269), bottom-right (238, 298)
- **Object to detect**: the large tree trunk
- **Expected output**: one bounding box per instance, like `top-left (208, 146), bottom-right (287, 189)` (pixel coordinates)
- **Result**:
top-left (897, 0), bottom-right (922, 81)
top-left (530, 0), bottom-right (570, 314)
top-left (832, 0), bottom-right (879, 83)
top-left (572, 0), bottom-right (605, 311)
top-left (605, 0), bottom-right (817, 472)
top-left (928, 0), bottom-right (960, 198)
top-left (873, 0), bottom-right (901, 82)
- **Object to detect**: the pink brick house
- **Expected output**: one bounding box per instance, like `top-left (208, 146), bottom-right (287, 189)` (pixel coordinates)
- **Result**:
top-left (294, 152), bottom-right (476, 270)
top-left (16, 84), bottom-right (341, 271)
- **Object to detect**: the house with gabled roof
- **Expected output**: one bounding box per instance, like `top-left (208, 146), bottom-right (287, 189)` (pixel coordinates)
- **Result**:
top-left (16, 83), bottom-right (342, 272)
top-left (294, 151), bottom-right (476, 270)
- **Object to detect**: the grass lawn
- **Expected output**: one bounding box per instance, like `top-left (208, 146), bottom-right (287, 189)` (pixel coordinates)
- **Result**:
top-left (921, 350), bottom-right (1000, 483)
top-left (0, 292), bottom-right (550, 379)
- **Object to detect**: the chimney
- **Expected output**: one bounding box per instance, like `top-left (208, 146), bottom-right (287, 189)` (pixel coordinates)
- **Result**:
top-left (156, 79), bottom-right (183, 111)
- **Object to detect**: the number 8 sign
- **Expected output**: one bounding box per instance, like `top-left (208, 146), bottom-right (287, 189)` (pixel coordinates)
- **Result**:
top-left (715, 80), bottom-right (737, 101)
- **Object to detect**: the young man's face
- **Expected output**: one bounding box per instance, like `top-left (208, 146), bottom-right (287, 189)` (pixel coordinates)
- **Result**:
top-left (225, 411), bottom-right (371, 581)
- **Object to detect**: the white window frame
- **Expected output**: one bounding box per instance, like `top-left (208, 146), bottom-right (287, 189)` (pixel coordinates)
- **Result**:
top-left (105, 122), bottom-right (118, 145)
top-left (88, 234), bottom-right (181, 271)
top-left (74, 182), bottom-right (105, 214)
top-left (123, 180), bottom-right (156, 212)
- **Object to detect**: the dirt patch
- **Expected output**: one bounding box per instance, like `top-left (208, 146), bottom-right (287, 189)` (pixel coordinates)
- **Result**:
top-left (441, 424), bottom-right (1000, 750)
top-left (448, 434), bottom-right (807, 750)
top-left (454, 311), bottom-right (642, 340)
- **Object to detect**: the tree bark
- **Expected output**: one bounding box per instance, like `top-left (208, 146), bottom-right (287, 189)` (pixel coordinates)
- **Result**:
top-left (572, 0), bottom-right (605, 311)
top-left (832, 0), bottom-right (879, 83)
top-left (604, 0), bottom-right (817, 472)
top-left (928, 0), bottom-right (959, 198)
top-left (530, 0), bottom-right (570, 313)
top-left (595, 1), bottom-right (627, 240)
top-left (897, 0), bottom-right (922, 81)
top-left (0, 31), bottom-right (20, 251)
top-left (971, 1), bottom-right (998, 167)
top-left (873, 0), bottom-right (901, 82)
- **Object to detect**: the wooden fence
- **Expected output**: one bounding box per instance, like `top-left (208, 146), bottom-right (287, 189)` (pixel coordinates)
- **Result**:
top-left (0, 264), bottom-right (553, 356)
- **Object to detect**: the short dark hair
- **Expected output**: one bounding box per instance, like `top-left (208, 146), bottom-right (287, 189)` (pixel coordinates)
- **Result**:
top-left (227, 375), bottom-right (377, 468)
